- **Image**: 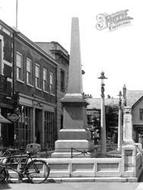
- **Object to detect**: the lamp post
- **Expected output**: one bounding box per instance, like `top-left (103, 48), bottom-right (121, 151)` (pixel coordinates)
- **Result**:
top-left (117, 91), bottom-right (123, 152)
top-left (98, 72), bottom-right (107, 155)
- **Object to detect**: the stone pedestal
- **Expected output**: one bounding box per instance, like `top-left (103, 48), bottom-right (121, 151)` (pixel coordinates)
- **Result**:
top-left (123, 107), bottom-right (134, 144)
top-left (52, 94), bottom-right (94, 158)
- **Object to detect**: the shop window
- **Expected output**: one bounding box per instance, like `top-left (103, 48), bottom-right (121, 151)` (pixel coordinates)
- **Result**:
top-left (44, 111), bottom-right (56, 149)
top-left (15, 106), bottom-right (32, 147)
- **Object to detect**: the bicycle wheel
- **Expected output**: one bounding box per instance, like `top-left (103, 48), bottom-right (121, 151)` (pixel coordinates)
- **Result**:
top-left (26, 160), bottom-right (50, 184)
top-left (0, 166), bottom-right (7, 183)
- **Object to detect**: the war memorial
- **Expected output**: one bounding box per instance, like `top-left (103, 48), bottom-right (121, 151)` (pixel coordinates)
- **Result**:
top-left (45, 17), bottom-right (143, 182)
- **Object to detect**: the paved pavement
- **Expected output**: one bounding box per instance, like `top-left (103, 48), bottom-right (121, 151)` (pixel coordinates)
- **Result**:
top-left (0, 182), bottom-right (143, 190)
top-left (0, 171), bottom-right (142, 190)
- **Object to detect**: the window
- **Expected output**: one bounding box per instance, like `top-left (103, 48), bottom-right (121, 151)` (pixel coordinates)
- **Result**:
top-left (60, 69), bottom-right (65, 92)
top-left (44, 111), bottom-right (56, 149)
top-left (35, 64), bottom-right (40, 88)
top-left (43, 68), bottom-right (49, 92)
top-left (16, 52), bottom-right (24, 81)
top-left (0, 39), bottom-right (2, 74)
top-left (139, 109), bottom-right (143, 120)
top-left (49, 72), bottom-right (55, 94)
top-left (15, 106), bottom-right (32, 147)
top-left (0, 36), bottom-right (4, 75)
top-left (26, 58), bottom-right (32, 85)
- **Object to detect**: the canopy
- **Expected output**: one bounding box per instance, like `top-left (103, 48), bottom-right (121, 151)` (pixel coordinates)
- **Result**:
top-left (0, 114), bottom-right (11, 123)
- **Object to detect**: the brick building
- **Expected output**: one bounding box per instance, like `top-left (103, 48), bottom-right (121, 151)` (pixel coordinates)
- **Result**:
top-left (0, 20), bottom-right (69, 150)
top-left (35, 42), bottom-right (69, 133)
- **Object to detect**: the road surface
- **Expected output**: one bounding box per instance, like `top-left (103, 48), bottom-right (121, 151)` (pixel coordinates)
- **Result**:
top-left (0, 182), bottom-right (143, 190)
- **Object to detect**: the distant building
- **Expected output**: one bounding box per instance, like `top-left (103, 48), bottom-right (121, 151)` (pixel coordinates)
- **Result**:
top-left (86, 96), bottom-right (118, 123)
top-left (123, 87), bottom-right (143, 143)
top-left (87, 86), bottom-right (143, 144)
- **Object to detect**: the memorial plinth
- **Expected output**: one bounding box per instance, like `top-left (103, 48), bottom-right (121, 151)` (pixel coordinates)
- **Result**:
top-left (123, 107), bottom-right (134, 144)
top-left (52, 17), bottom-right (94, 158)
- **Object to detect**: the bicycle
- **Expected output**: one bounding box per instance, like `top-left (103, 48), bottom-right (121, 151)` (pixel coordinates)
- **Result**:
top-left (0, 143), bottom-right (50, 184)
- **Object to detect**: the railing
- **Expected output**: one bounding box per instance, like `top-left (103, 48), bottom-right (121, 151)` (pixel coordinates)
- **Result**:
top-left (70, 148), bottom-right (94, 158)
top-left (70, 144), bottom-right (118, 158)
top-left (0, 143), bottom-right (119, 159)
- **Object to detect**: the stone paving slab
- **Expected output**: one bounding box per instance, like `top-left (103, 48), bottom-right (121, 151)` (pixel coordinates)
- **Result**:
top-left (6, 176), bottom-right (138, 184)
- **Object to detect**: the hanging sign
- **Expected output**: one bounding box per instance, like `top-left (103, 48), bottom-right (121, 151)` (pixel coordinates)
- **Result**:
top-left (7, 113), bottom-right (19, 122)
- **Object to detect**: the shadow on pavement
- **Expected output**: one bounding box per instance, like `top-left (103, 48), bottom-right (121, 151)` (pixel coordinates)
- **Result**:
top-left (0, 182), bottom-right (11, 189)
top-left (138, 170), bottom-right (143, 182)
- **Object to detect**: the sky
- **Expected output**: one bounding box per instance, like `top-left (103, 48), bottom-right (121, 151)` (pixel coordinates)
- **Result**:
top-left (0, 0), bottom-right (142, 98)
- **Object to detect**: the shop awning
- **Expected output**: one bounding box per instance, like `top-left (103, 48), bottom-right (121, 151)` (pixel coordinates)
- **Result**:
top-left (0, 114), bottom-right (11, 123)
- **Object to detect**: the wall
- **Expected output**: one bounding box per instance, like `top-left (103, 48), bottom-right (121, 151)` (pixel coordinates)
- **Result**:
top-left (132, 99), bottom-right (143, 126)
top-left (14, 37), bottom-right (57, 104)
top-left (40, 147), bottom-right (142, 181)
top-left (35, 42), bottom-right (69, 135)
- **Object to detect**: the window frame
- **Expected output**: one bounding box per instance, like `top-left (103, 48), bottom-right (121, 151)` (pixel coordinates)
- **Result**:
top-left (26, 57), bottom-right (33, 86)
top-left (49, 71), bottom-right (55, 95)
top-left (60, 69), bottom-right (65, 92)
top-left (0, 36), bottom-right (4, 75)
top-left (43, 67), bottom-right (49, 92)
top-left (16, 52), bottom-right (24, 82)
top-left (139, 108), bottom-right (143, 121)
top-left (35, 63), bottom-right (41, 89)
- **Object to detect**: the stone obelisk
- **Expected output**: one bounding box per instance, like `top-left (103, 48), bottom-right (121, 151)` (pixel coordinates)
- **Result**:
top-left (52, 17), bottom-right (94, 158)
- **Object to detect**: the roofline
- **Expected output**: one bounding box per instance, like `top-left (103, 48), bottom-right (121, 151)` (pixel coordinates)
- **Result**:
top-left (17, 33), bottom-right (58, 66)
top-left (36, 41), bottom-right (69, 55)
top-left (36, 41), bottom-right (69, 62)
top-left (132, 95), bottom-right (143, 109)
top-left (0, 19), bottom-right (58, 67)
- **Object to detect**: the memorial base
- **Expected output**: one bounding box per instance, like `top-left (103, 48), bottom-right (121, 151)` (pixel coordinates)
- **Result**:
top-left (51, 139), bottom-right (94, 158)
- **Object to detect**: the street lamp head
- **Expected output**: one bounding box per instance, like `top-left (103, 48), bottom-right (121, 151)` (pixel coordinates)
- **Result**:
top-left (118, 91), bottom-right (122, 107)
top-left (98, 72), bottom-right (107, 98)
top-left (98, 71), bottom-right (107, 80)
top-left (118, 91), bottom-right (122, 98)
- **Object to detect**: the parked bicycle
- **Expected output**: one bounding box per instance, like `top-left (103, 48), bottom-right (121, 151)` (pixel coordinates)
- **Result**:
top-left (0, 143), bottom-right (50, 184)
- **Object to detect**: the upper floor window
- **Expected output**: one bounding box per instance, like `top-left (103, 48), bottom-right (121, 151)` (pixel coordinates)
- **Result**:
top-left (60, 69), bottom-right (65, 92)
top-left (16, 52), bottom-right (24, 81)
top-left (0, 36), bottom-right (4, 75)
top-left (26, 58), bottom-right (32, 85)
top-left (139, 109), bottom-right (143, 120)
top-left (43, 68), bottom-right (49, 92)
top-left (0, 39), bottom-right (2, 74)
top-left (49, 72), bottom-right (55, 95)
top-left (35, 63), bottom-right (40, 89)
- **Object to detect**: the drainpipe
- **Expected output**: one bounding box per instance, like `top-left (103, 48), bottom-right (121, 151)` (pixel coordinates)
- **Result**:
top-left (12, 32), bottom-right (15, 96)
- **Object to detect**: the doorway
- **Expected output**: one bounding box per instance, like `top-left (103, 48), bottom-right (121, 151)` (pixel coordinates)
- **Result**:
top-left (35, 109), bottom-right (42, 144)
